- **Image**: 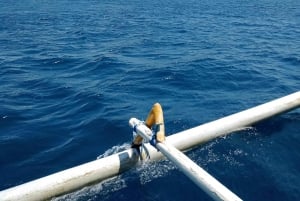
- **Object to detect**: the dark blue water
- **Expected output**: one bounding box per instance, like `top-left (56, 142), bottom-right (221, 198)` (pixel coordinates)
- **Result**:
top-left (1, 0), bottom-right (299, 200)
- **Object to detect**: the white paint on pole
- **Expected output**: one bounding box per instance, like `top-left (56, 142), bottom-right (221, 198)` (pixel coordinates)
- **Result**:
top-left (129, 118), bottom-right (243, 201)
top-left (0, 91), bottom-right (299, 200)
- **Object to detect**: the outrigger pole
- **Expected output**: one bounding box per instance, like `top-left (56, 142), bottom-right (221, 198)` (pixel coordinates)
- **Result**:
top-left (0, 91), bottom-right (299, 201)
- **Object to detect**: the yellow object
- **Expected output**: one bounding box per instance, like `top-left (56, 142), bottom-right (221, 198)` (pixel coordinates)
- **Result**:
top-left (132, 103), bottom-right (165, 147)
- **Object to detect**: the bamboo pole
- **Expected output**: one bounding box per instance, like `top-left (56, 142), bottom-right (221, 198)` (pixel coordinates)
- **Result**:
top-left (0, 91), bottom-right (299, 201)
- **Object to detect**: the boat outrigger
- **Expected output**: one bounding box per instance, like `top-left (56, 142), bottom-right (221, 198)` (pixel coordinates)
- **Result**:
top-left (1, 91), bottom-right (299, 201)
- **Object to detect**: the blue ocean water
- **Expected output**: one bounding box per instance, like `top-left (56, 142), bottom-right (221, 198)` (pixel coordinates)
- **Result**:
top-left (0, 0), bottom-right (299, 200)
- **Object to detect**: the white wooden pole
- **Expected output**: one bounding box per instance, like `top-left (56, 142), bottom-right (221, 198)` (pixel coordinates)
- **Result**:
top-left (129, 118), bottom-right (243, 201)
top-left (0, 91), bottom-right (299, 201)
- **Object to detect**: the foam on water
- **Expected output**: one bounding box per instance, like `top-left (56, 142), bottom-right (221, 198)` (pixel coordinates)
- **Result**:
top-left (97, 143), bottom-right (131, 159)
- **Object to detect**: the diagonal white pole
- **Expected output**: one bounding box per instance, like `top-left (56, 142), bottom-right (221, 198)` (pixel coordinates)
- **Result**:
top-left (129, 118), bottom-right (243, 201)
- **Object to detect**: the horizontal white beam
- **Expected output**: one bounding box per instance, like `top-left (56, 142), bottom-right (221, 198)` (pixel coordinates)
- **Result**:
top-left (0, 91), bottom-right (299, 200)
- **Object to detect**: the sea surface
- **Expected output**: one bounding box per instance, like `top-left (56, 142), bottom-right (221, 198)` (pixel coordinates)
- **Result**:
top-left (0, 0), bottom-right (299, 200)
